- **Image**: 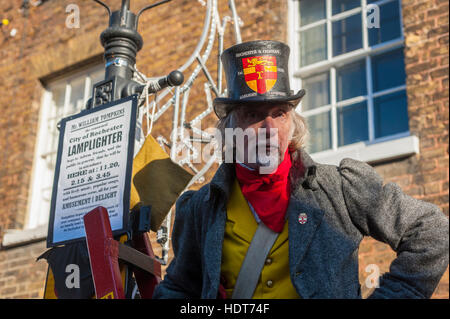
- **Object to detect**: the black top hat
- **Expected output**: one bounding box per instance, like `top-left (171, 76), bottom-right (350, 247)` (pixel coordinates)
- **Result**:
top-left (213, 40), bottom-right (306, 119)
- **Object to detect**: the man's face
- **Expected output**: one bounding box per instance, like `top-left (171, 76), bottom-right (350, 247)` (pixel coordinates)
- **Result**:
top-left (235, 103), bottom-right (293, 172)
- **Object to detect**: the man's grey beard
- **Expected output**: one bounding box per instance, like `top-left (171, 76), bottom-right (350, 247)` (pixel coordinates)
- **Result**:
top-left (254, 143), bottom-right (280, 174)
top-left (221, 126), bottom-right (288, 174)
top-left (235, 130), bottom-right (281, 174)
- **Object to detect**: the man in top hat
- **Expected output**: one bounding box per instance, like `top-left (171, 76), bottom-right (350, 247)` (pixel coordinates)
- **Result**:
top-left (153, 40), bottom-right (449, 299)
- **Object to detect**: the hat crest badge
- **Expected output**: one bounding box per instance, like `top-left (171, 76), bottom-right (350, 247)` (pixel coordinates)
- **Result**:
top-left (242, 56), bottom-right (277, 94)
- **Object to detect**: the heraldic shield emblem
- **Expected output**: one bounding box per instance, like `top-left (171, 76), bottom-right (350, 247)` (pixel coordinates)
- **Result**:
top-left (242, 56), bottom-right (277, 94)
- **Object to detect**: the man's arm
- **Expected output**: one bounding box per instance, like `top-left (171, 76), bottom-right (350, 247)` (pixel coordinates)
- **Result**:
top-left (339, 158), bottom-right (449, 299)
top-left (152, 190), bottom-right (203, 298)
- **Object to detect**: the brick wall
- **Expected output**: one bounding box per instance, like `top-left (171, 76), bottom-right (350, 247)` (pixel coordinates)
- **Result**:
top-left (0, 0), bottom-right (448, 299)
top-left (0, 241), bottom-right (48, 298)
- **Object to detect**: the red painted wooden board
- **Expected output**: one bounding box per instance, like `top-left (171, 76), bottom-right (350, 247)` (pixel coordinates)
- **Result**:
top-left (84, 206), bottom-right (125, 299)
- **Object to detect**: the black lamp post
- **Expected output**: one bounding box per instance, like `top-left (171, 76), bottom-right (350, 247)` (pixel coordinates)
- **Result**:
top-left (89, 0), bottom-right (184, 108)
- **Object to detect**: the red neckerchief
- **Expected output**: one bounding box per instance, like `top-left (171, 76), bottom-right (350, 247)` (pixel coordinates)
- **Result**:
top-left (234, 148), bottom-right (292, 233)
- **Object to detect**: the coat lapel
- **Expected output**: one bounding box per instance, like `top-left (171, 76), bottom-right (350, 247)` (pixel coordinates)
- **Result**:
top-left (288, 188), bottom-right (325, 273)
top-left (204, 207), bottom-right (226, 297)
top-left (203, 163), bottom-right (234, 298)
top-left (288, 149), bottom-right (325, 273)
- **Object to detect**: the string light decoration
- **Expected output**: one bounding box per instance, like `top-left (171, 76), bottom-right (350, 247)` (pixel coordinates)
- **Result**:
top-left (112, 0), bottom-right (243, 265)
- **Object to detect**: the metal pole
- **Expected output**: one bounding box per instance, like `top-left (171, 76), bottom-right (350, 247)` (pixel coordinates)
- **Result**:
top-left (121, 0), bottom-right (130, 12)
top-left (120, 0), bottom-right (130, 27)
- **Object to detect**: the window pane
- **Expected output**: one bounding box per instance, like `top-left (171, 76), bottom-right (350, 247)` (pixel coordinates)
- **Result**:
top-left (69, 77), bottom-right (86, 115)
top-left (300, 24), bottom-right (327, 66)
top-left (300, 0), bottom-right (326, 26)
top-left (332, 0), bottom-right (360, 15)
top-left (301, 72), bottom-right (330, 111)
top-left (374, 90), bottom-right (409, 138)
top-left (51, 85), bottom-right (66, 119)
top-left (332, 13), bottom-right (363, 56)
top-left (90, 68), bottom-right (104, 84)
top-left (336, 60), bottom-right (366, 101)
top-left (371, 48), bottom-right (406, 92)
top-left (47, 86), bottom-right (65, 155)
top-left (305, 112), bottom-right (332, 153)
top-left (337, 102), bottom-right (368, 146)
top-left (368, 1), bottom-right (401, 46)
top-left (90, 69), bottom-right (104, 92)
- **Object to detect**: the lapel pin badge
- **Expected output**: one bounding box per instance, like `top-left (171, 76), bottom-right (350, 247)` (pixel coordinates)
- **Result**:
top-left (298, 213), bottom-right (308, 224)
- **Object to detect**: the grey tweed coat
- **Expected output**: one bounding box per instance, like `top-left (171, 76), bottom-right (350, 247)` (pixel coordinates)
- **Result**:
top-left (153, 149), bottom-right (449, 299)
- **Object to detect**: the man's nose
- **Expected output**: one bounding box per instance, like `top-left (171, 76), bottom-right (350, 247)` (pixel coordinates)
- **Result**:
top-left (261, 116), bottom-right (277, 135)
top-left (262, 115), bottom-right (274, 127)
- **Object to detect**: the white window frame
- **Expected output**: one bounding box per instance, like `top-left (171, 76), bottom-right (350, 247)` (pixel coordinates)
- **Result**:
top-left (2, 64), bottom-right (104, 247)
top-left (287, 0), bottom-right (418, 165)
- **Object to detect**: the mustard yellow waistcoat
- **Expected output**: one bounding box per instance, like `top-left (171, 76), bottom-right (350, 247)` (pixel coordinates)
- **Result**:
top-left (220, 180), bottom-right (300, 299)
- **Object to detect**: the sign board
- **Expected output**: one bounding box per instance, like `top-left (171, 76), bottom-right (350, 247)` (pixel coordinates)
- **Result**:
top-left (47, 95), bottom-right (138, 247)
